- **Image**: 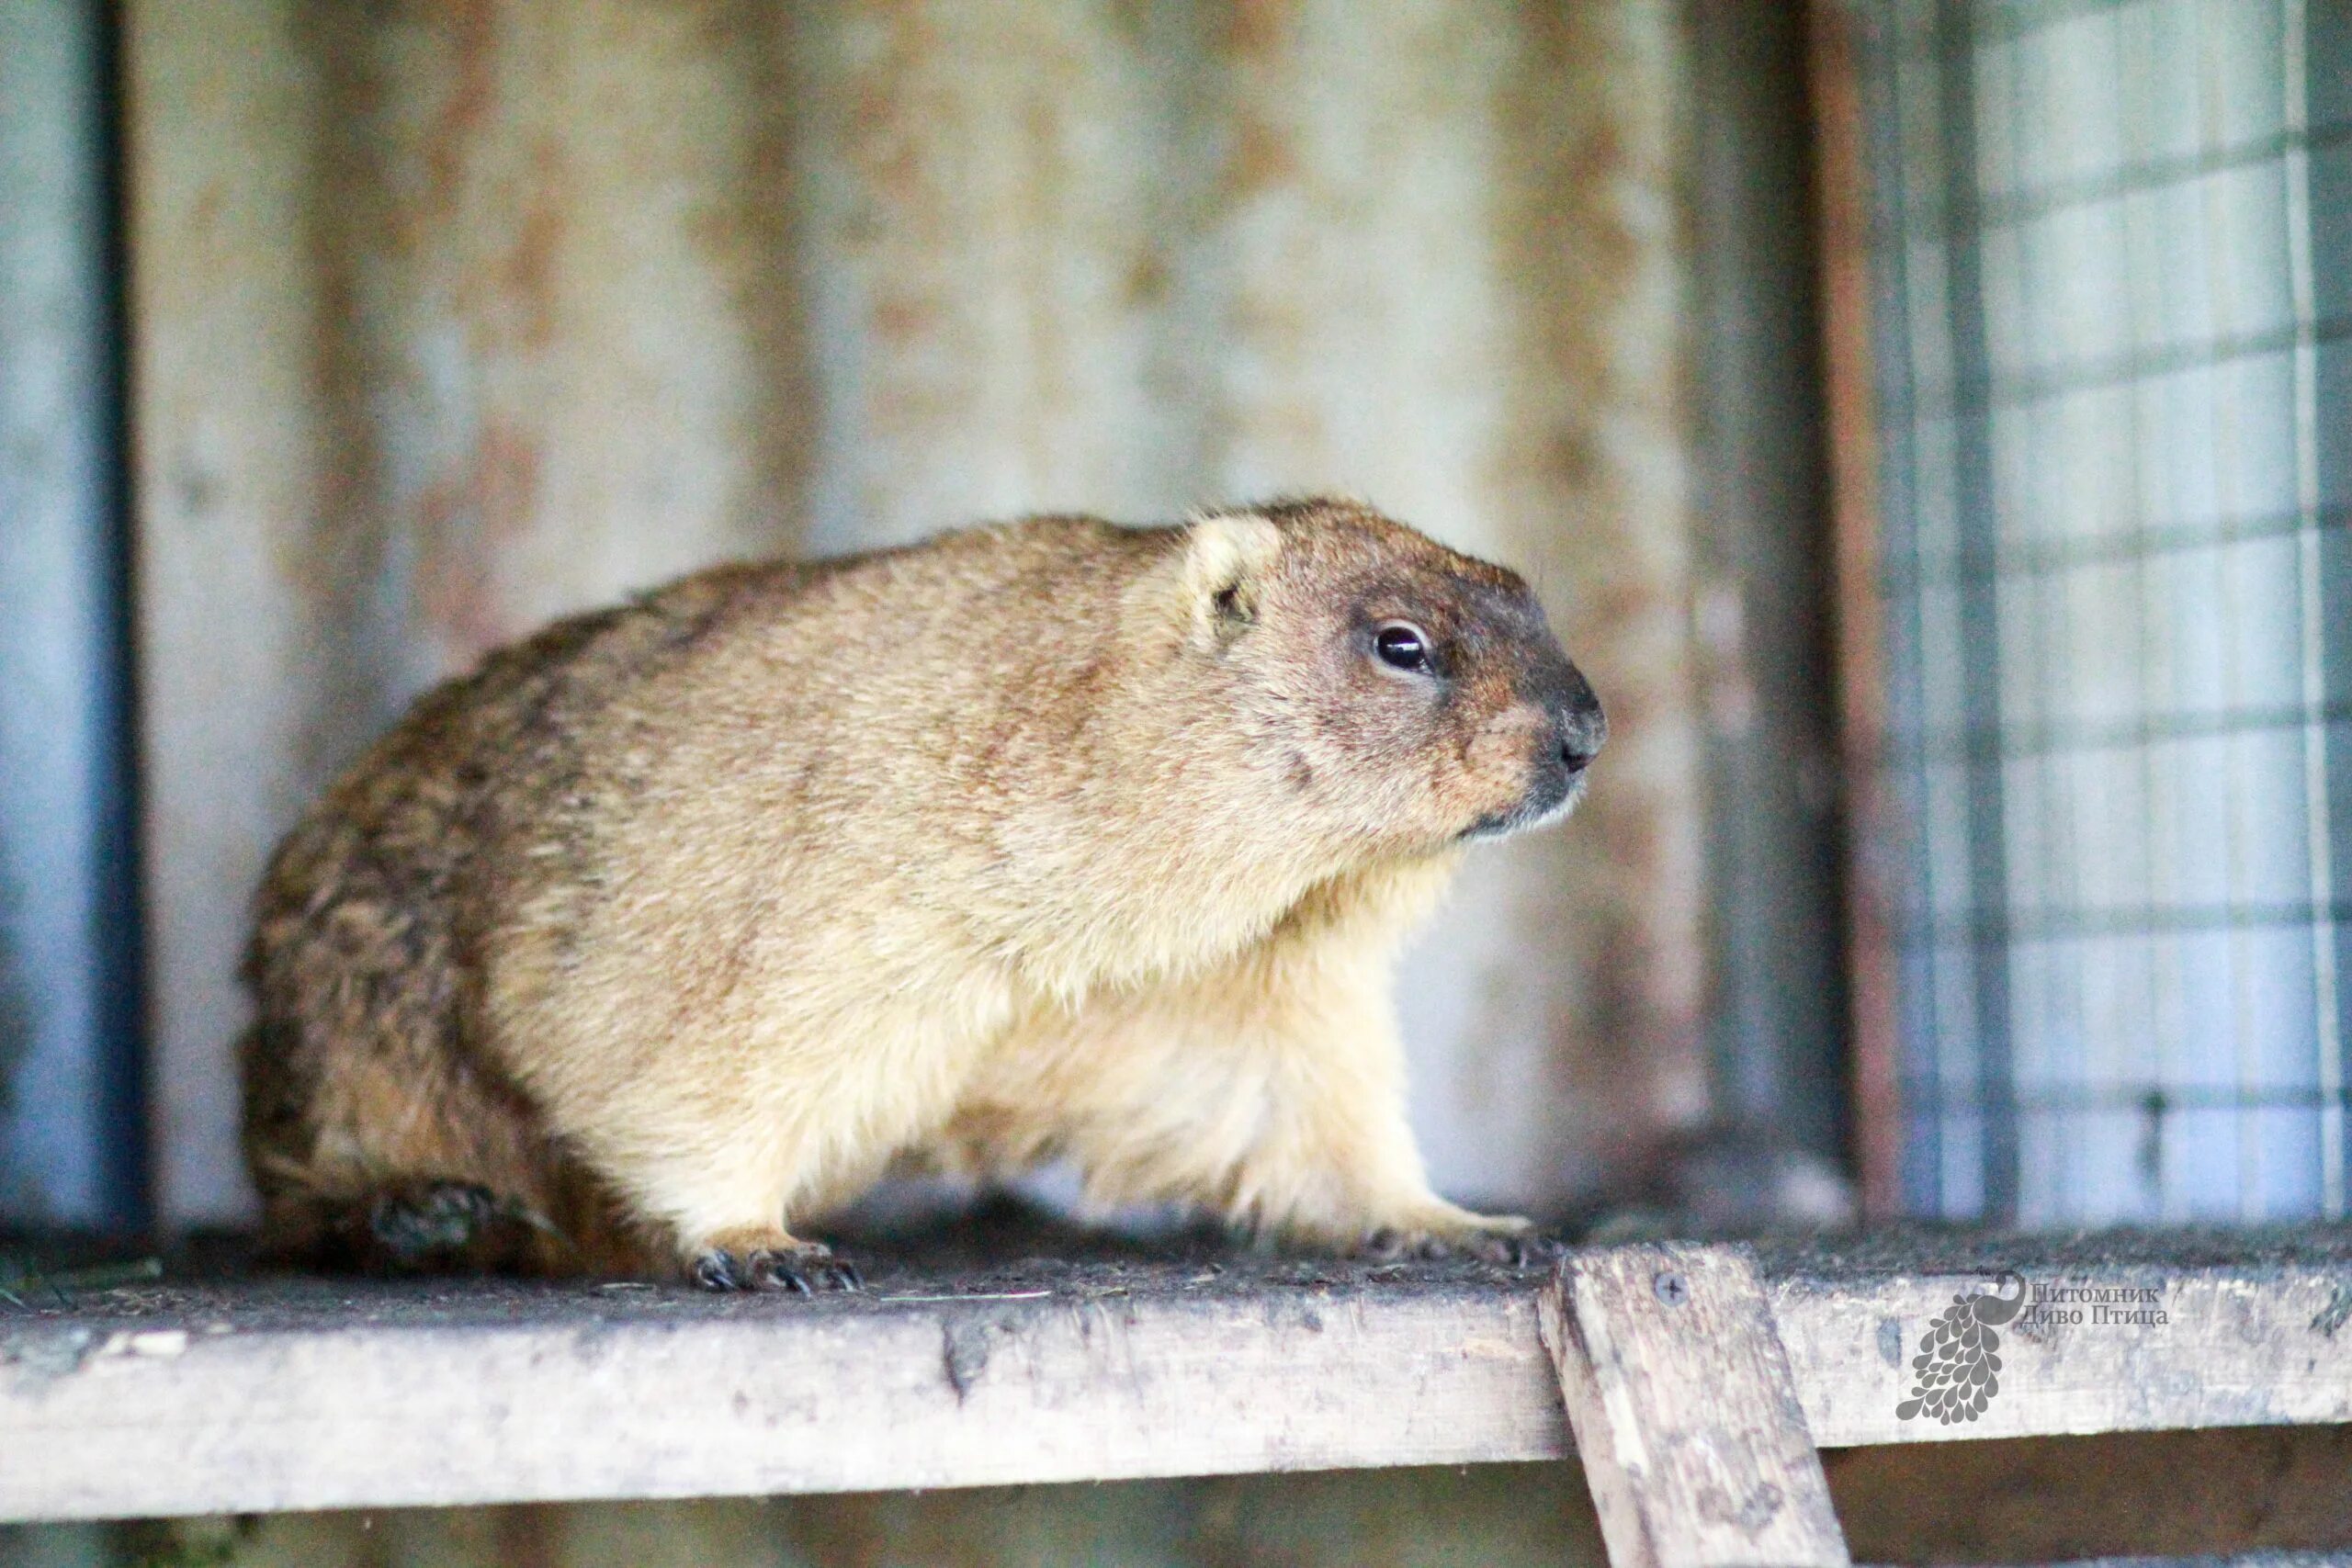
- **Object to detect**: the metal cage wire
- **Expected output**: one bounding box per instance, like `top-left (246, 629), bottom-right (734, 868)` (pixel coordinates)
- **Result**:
top-left (1860, 0), bottom-right (2352, 1222)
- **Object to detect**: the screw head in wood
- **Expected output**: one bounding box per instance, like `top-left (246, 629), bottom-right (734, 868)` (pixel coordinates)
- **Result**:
top-left (1653, 1269), bottom-right (1689, 1306)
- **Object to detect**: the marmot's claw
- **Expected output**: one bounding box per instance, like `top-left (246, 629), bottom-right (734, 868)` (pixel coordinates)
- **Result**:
top-left (692, 1249), bottom-right (748, 1291)
top-left (1352, 1221), bottom-right (1556, 1267)
top-left (780, 1240), bottom-right (863, 1292)
top-left (1478, 1232), bottom-right (1533, 1267)
top-left (747, 1251), bottom-right (819, 1294)
top-left (1513, 1233), bottom-right (1568, 1267)
top-left (1354, 1227), bottom-right (1456, 1263)
top-left (1458, 1229), bottom-right (1562, 1267)
top-left (693, 1243), bottom-right (863, 1294)
top-left (1451, 1231), bottom-right (1513, 1266)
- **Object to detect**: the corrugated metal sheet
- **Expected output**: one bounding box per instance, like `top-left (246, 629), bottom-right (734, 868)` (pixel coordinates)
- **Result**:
top-left (128, 0), bottom-right (1706, 1225)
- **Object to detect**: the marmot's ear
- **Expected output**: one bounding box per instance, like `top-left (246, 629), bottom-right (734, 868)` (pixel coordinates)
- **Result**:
top-left (1179, 513), bottom-right (1283, 646)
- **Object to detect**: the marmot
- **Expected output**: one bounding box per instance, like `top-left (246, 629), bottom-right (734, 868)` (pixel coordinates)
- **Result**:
top-left (242, 498), bottom-right (1606, 1289)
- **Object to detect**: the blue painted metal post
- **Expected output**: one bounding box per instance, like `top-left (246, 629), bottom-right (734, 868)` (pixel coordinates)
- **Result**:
top-left (0, 0), bottom-right (146, 1231)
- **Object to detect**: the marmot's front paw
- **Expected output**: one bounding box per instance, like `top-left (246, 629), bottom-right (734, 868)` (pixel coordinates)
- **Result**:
top-left (1353, 1211), bottom-right (1550, 1267)
top-left (692, 1239), bottom-right (863, 1294)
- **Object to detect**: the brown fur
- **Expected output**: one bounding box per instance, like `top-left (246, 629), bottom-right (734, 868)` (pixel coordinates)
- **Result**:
top-left (242, 499), bottom-right (1605, 1285)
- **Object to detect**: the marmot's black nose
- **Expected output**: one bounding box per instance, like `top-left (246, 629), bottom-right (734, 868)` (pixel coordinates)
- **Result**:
top-left (1555, 671), bottom-right (1607, 775)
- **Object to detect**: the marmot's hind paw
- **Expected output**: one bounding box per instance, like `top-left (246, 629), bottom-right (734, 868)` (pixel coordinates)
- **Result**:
top-left (368, 1180), bottom-right (503, 1264)
top-left (692, 1242), bottom-right (862, 1294)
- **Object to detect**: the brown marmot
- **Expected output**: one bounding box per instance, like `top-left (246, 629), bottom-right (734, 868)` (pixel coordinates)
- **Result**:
top-left (241, 498), bottom-right (1605, 1290)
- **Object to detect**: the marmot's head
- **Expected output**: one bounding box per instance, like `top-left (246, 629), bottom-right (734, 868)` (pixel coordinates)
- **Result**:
top-left (1168, 498), bottom-right (1605, 859)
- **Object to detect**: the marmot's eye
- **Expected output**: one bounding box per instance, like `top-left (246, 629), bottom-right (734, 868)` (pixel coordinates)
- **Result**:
top-left (1374, 622), bottom-right (1431, 672)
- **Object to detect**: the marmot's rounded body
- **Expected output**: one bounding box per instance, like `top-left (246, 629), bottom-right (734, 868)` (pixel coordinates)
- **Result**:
top-left (243, 499), bottom-right (1604, 1287)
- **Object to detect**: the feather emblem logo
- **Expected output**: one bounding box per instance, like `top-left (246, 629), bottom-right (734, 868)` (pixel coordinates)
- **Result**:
top-left (1895, 1271), bottom-right (2027, 1424)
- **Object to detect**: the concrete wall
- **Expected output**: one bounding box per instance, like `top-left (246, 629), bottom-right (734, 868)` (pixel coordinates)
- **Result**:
top-left (126, 0), bottom-right (1710, 1227)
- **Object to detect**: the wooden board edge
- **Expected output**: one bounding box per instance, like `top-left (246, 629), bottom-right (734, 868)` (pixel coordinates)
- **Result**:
top-left (0, 1284), bottom-right (1569, 1523)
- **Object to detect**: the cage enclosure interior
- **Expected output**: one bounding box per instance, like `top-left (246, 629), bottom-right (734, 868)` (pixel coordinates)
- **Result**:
top-left (2, 1), bottom-right (2351, 1564)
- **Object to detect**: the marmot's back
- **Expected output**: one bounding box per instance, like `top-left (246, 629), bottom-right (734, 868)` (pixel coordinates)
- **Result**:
top-left (240, 563), bottom-right (789, 1269)
top-left (239, 520), bottom-right (1156, 1268)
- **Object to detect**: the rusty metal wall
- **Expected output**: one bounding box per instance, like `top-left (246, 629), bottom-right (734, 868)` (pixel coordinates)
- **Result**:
top-left (129, 0), bottom-right (1706, 1226)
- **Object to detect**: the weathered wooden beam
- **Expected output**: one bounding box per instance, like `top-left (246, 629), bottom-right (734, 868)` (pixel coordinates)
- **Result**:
top-left (0, 1266), bottom-right (1566, 1522)
top-left (1542, 1244), bottom-right (1849, 1568)
top-left (5, 1233), bottom-right (2351, 1525)
top-left (1777, 1260), bottom-right (2352, 1448)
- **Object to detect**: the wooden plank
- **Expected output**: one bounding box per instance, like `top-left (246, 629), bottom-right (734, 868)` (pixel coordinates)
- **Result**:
top-left (1777, 1262), bottom-right (2352, 1449)
top-left (5, 1235), bottom-right (2352, 1524)
top-left (1543, 1244), bottom-right (1849, 1568)
top-left (1827, 1427), bottom-right (2352, 1566)
top-left (0, 1264), bottom-right (1567, 1523)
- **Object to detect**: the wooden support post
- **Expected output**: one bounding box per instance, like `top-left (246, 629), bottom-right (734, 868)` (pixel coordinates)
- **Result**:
top-left (1542, 1244), bottom-right (1850, 1568)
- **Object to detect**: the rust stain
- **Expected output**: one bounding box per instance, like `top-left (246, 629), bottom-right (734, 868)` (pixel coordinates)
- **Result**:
top-left (492, 140), bottom-right (566, 350)
top-left (1227, 113), bottom-right (1296, 197)
top-left (1465, 0), bottom-right (1705, 1207)
top-left (873, 293), bottom-right (936, 340)
top-left (1540, 425), bottom-right (1601, 490)
top-left (424, 0), bottom-right (499, 214)
top-left (1124, 251), bottom-right (1170, 306)
top-left (1572, 119), bottom-right (1631, 186)
top-left (1225, 0), bottom-right (1296, 60)
top-left (413, 418), bottom-right (543, 666)
top-left (1592, 577), bottom-right (1669, 631)
top-left (846, 6), bottom-right (933, 207)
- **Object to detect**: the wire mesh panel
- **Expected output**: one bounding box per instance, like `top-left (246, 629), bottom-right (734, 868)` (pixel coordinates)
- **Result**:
top-left (1858, 0), bottom-right (2352, 1222)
